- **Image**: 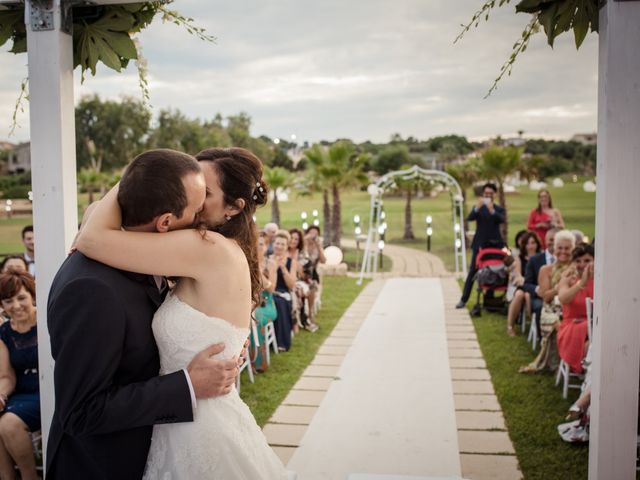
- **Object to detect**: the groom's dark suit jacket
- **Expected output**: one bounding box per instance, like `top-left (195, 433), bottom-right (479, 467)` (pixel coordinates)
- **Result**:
top-left (46, 252), bottom-right (193, 480)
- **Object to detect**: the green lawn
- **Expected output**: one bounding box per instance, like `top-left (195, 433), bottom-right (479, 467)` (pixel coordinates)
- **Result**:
top-left (239, 276), bottom-right (367, 426)
top-left (0, 179), bottom-right (595, 267)
top-left (255, 177), bottom-right (596, 271)
top-left (342, 246), bottom-right (392, 273)
top-left (473, 311), bottom-right (588, 480)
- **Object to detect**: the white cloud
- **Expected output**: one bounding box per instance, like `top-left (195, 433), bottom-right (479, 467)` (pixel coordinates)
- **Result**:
top-left (0, 0), bottom-right (598, 144)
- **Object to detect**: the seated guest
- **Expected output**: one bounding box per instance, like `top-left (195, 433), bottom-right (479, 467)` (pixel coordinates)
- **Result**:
top-left (303, 226), bottom-right (326, 325)
top-left (527, 189), bottom-right (565, 250)
top-left (557, 244), bottom-right (595, 374)
top-left (521, 228), bottom-right (559, 334)
top-left (253, 232), bottom-right (278, 372)
top-left (264, 222), bottom-right (279, 256)
top-left (520, 229), bottom-right (575, 373)
top-left (0, 271), bottom-right (39, 480)
top-left (270, 231), bottom-right (298, 352)
top-left (571, 229), bottom-right (585, 246)
top-left (288, 228), bottom-right (317, 333)
top-left (1, 255), bottom-right (28, 274)
top-left (510, 229), bottom-right (529, 258)
top-left (506, 231), bottom-right (542, 336)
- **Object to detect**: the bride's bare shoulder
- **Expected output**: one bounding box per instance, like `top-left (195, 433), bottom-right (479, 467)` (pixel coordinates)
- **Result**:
top-left (201, 231), bottom-right (244, 257)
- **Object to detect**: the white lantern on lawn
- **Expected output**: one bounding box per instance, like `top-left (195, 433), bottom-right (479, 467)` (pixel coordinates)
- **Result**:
top-left (324, 246), bottom-right (343, 266)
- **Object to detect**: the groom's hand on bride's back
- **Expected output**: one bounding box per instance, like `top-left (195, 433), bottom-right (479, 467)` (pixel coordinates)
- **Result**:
top-left (187, 343), bottom-right (239, 397)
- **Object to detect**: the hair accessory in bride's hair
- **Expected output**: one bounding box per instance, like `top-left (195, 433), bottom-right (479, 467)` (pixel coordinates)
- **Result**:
top-left (252, 180), bottom-right (265, 201)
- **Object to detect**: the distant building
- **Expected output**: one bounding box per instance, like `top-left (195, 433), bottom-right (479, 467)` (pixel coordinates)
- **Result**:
top-left (0, 141), bottom-right (16, 151)
top-left (7, 142), bottom-right (31, 174)
top-left (571, 133), bottom-right (597, 145)
top-left (502, 137), bottom-right (527, 147)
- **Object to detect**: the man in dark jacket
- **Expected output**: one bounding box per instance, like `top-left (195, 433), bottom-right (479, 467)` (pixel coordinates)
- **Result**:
top-left (46, 150), bottom-right (240, 480)
top-left (456, 183), bottom-right (506, 308)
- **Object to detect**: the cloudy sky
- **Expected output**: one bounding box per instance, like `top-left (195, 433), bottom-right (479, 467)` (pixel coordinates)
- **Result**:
top-left (0, 0), bottom-right (598, 145)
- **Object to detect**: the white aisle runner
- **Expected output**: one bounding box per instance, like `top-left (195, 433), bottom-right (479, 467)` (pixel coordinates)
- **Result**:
top-left (287, 278), bottom-right (462, 479)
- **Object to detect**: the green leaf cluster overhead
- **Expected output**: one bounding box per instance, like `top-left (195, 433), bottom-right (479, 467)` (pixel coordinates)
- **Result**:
top-left (0, 2), bottom-right (214, 84)
top-left (456, 0), bottom-right (600, 97)
top-left (515, 0), bottom-right (599, 48)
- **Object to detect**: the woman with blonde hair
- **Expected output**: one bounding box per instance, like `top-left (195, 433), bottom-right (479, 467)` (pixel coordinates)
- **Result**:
top-left (519, 229), bottom-right (575, 373)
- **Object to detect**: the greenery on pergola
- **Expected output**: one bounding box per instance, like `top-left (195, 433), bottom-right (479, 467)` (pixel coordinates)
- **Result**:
top-left (457, 0), bottom-right (600, 96)
top-left (0, 1), bottom-right (212, 109)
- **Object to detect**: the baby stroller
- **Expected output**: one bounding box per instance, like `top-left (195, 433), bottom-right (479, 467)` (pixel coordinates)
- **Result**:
top-left (470, 244), bottom-right (509, 317)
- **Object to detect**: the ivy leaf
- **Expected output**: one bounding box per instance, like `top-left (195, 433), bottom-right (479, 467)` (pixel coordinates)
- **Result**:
top-left (553, 0), bottom-right (578, 39)
top-left (93, 34), bottom-right (124, 71)
top-left (93, 8), bottom-right (136, 32)
top-left (573, 3), bottom-right (590, 48)
top-left (0, 10), bottom-right (22, 47)
top-left (516, 0), bottom-right (548, 13)
top-left (537, 2), bottom-right (560, 46)
top-left (104, 31), bottom-right (137, 59)
top-left (10, 36), bottom-right (26, 54)
top-left (121, 4), bottom-right (146, 13)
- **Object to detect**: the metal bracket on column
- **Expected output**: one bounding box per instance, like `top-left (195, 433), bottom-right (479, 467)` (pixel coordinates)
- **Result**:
top-left (29, 0), bottom-right (73, 34)
top-left (30, 0), bottom-right (54, 31)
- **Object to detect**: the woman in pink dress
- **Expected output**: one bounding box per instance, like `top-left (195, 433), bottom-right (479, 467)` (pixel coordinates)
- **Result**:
top-left (527, 189), bottom-right (565, 249)
top-left (557, 244), bottom-right (594, 374)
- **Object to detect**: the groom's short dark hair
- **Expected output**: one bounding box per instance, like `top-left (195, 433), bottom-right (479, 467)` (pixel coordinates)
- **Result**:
top-left (118, 149), bottom-right (201, 227)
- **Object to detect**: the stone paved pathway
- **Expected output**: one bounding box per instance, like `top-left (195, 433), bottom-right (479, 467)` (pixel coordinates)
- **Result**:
top-left (263, 243), bottom-right (522, 480)
top-left (341, 239), bottom-right (449, 278)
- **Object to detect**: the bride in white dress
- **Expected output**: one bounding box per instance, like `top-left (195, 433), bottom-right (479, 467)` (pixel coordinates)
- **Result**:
top-left (77, 147), bottom-right (291, 479)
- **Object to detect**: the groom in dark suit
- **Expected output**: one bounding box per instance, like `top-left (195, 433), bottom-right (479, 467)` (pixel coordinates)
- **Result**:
top-left (46, 150), bottom-right (240, 480)
top-left (456, 182), bottom-right (506, 308)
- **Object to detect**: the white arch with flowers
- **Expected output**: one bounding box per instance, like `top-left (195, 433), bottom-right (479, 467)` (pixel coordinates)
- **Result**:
top-left (357, 165), bottom-right (467, 284)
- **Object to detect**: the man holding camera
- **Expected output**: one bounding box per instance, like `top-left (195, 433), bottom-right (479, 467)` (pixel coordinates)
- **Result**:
top-left (456, 182), bottom-right (506, 309)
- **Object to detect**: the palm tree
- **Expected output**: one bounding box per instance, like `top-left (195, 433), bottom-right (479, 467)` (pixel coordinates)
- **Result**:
top-left (479, 146), bottom-right (522, 241)
top-left (326, 142), bottom-right (369, 246)
top-left (77, 167), bottom-right (107, 204)
top-left (393, 165), bottom-right (423, 240)
top-left (263, 166), bottom-right (294, 225)
top-left (445, 159), bottom-right (480, 233)
top-left (303, 145), bottom-right (333, 247)
top-left (304, 142), bottom-right (368, 246)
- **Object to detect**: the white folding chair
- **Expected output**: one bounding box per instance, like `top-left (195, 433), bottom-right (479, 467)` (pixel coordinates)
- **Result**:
top-left (31, 431), bottom-right (43, 473)
top-left (519, 308), bottom-right (527, 334)
top-left (527, 311), bottom-right (539, 350)
top-left (585, 297), bottom-right (594, 342)
top-left (236, 352), bottom-right (255, 394)
top-left (313, 281), bottom-right (323, 316)
top-left (555, 359), bottom-right (584, 399)
top-left (555, 299), bottom-right (592, 398)
top-left (264, 321), bottom-right (279, 366)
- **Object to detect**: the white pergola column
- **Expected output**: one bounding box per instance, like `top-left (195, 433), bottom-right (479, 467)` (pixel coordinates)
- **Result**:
top-left (26, 0), bottom-right (78, 456)
top-left (590, 1), bottom-right (640, 478)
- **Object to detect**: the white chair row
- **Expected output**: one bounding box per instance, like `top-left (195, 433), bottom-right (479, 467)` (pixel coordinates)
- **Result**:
top-left (236, 320), bottom-right (280, 393)
top-left (518, 308), bottom-right (539, 350)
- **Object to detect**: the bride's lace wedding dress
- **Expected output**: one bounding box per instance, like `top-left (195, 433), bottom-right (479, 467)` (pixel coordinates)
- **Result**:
top-left (143, 293), bottom-right (291, 479)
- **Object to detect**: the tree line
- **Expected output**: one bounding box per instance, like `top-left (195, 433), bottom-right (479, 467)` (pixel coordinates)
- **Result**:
top-left (0, 95), bottom-right (597, 247)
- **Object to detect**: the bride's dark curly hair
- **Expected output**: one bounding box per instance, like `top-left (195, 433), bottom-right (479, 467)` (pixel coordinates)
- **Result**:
top-left (194, 147), bottom-right (269, 311)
